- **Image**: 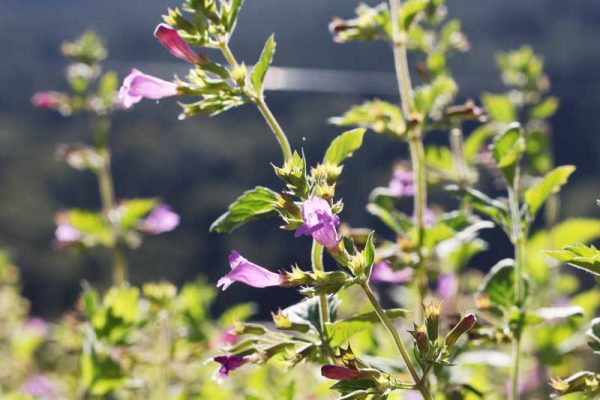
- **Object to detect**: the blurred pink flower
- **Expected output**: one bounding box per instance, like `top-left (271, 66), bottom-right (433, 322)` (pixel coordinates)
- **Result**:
top-left (154, 23), bottom-right (203, 64)
top-left (54, 217), bottom-right (81, 246)
top-left (118, 69), bottom-right (177, 109)
top-left (213, 355), bottom-right (250, 377)
top-left (217, 251), bottom-right (283, 291)
top-left (21, 374), bottom-right (55, 397)
top-left (388, 167), bottom-right (414, 197)
top-left (295, 197), bottom-right (340, 250)
top-left (140, 204), bottom-right (180, 234)
top-left (31, 91), bottom-right (63, 109)
top-left (413, 207), bottom-right (436, 228)
top-left (26, 317), bottom-right (49, 337)
top-left (436, 273), bottom-right (458, 304)
top-left (370, 261), bottom-right (413, 284)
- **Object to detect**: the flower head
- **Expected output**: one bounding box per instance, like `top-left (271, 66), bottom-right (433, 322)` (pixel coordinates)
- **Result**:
top-left (369, 261), bottom-right (413, 284)
top-left (118, 69), bottom-right (177, 109)
top-left (154, 23), bottom-right (203, 64)
top-left (388, 167), bottom-right (414, 197)
top-left (295, 197), bottom-right (340, 249)
top-left (213, 355), bottom-right (250, 378)
top-left (21, 374), bottom-right (55, 397)
top-left (31, 91), bottom-right (64, 109)
top-left (140, 204), bottom-right (180, 234)
top-left (436, 273), bottom-right (458, 304)
top-left (217, 251), bottom-right (283, 291)
top-left (55, 214), bottom-right (81, 246)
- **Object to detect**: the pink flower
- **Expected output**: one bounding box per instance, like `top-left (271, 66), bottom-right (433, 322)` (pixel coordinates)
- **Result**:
top-left (140, 204), bottom-right (180, 234)
top-left (31, 91), bottom-right (63, 109)
top-left (118, 69), bottom-right (178, 109)
top-left (295, 197), bottom-right (340, 250)
top-left (388, 167), bottom-right (414, 197)
top-left (154, 23), bottom-right (203, 64)
top-left (26, 318), bottom-right (49, 337)
top-left (213, 355), bottom-right (250, 377)
top-left (217, 251), bottom-right (283, 291)
top-left (321, 365), bottom-right (365, 380)
top-left (55, 214), bottom-right (81, 246)
top-left (370, 261), bottom-right (413, 284)
top-left (21, 374), bottom-right (55, 397)
top-left (413, 207), bottom-right (436, 228)
top-left (214, 327), bottom-right (239, 347)
top-left (436, 273), bottom-right (458, 304)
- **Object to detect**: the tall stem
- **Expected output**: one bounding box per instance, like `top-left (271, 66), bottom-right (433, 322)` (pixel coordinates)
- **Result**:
top-left (94, 116), bottom-right (128, 285)
top-left (219, 41), bottom-right (292, 162)
top-left (388, 0), bottom-right (428, 316)
top-left (311, 241), bottom-right (330, 325)
top-left (360, 281), bottom-right (432, 400)
top-left (508, 163), bottom-right (524, 400)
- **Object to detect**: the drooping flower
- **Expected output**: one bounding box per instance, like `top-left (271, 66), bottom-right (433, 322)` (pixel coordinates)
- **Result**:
top-left (436, 273), bottom-right (458, 304)
top-left (369, 261), bottom-right (413, 284)
top-left (321, 365), bottom-right (365, 380)
top-left (388, 167), bottom-right (414, 197)
top-left (21, 374), bottom-right (55, 397)
top-left (213, 355), bottom-right (250, 377)
top-left (118, 69), bottom-right (178, 109)
top-left (216, 251), bottom-right (283, 291)
top-left (140, 204), bottom-right (180, 234)
top-left (154, 23), bottom-right (203, 64)
top-left (295, 197), bottom-right (340, 249)
top-left (31, 91), bottom-right (63, 109)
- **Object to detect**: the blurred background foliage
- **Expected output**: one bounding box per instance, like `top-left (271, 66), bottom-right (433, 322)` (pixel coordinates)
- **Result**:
top-left (0, 0), bottom-right (599, 317)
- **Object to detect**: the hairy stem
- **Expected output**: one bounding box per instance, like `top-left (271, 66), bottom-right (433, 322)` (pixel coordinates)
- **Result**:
top-left (360, 281), bottom-right (432, 400)
top-left (219, 41), bottom-right (292, 162)
top-left (94, 116), bottom-right (128, 285)
top-left (311, 241), bottom-right (330, 325)
top-left (388, 0), bottom-right (428, 317)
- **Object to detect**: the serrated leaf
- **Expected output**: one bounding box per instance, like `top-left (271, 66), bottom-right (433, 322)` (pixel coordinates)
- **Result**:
top-left (524, 165), bottom-right (575, 217)
top-left (323, 128), bottom-right (366, 166)
top-left (446, 185), bottom-right (510, 229)
top-left (479, 259), bottom-right (529, 311)
top-left (250, 34), bottom-right (275, 95)
top-left (491, 122), bottom-right (524, 184)
top-left (210, 186), bottom-right (278, 233)
top-left (363, 231), bottom-right (375, 277)
top-left (482, 93), bottom-right (516, 122)
top-left (326, 308), bottom-right (408, 347)
top-left (545, 243), bottom-right (600, 277)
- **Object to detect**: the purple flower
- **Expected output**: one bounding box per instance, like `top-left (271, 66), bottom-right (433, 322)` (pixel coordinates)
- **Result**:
top-left (436, 273), bottom-right (458, 304)
top-left (321, 365), bottom-right (365, 380)
top-left (217, 251), bottom-right (283, 291)
top-left (213, 355), bottom-right (250, 377)
top-left (140, 204), bottom-right (180, 234)
top-left (26, 318), bottom-right (49, 337)
top-left (154, 23), bottom-right (203, 64)
top-left (295, 197), bottom-right (340, 250)
top-left (31, 91), bottom-right (63, 109)
top-left (413, 207), bottom-right (437, 228)
top-left (118, 69), bottom-right (178, 109)
top-left (370, 261), bottom-right (413, 284)
top-left (388, 167), bottom-right (414, 197)
top-left (55, 214), bottom-right (81, 247)
top-left (21, 374), bottom-right (55, 397)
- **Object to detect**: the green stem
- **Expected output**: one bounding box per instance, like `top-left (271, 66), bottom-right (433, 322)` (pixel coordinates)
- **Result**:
top-left (507, 163), bottom-right (524, 400)
top-left (360, 281), bottom-right (433, 400)
top-left (94, 117), bottom-right (128, 285)
top-left (311, 241), bottom-right (330, 325)
top-left (219, 40), bottom-right (292, 162)
top-left (388, 0), bottom-right (428, 317)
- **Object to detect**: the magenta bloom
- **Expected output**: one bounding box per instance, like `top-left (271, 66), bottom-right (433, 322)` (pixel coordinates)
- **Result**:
top-left (321, 365), bottom-right (364, 380)
top-left (388, 168), bottom-right (414, 197)
top-left (295, 197), bottom-right (340, 249)
top-left (118, 69), bottom-right (177, 109)
top-left (436, 273), bottom-right (458, 304)
top-left (140, 204), bottom-right (180, 234)
top-left (217, 251), bottom-right (283, 291)
top-left (154, 23), bottom-right (202, 64)
top-left (370, 261), bottom-right (413, 284)
top-left (31, 91), bottom-right (63, 109)
top-left (21, 374), bottom-right (55, 397)
top-left (213, 355), bottom-right (250, 377)
top-left (55, 220), bottom-right (81, 246)
top-left (26, 317), bottom-right (49, 337)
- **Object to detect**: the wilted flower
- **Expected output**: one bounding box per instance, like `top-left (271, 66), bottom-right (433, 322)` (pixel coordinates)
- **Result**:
top-left (295, 197), bottom-right (340, 249)
top-left (118, 69), bottom-right (178, 109)
top-left (21, 374), bottom-right (55, 397)
top-left (217, 251), bottom-right (283, 291)
top-left (436, 273), bottom-right (458, 304)
top-left (140, 204), bottom-right (180, 234)
top-left (388, 167), bottom-right (414, 197)
top-left (369, 261), bottom-right (413, 284)
top-left (31, 91), bottom-right (64, 109)
top-left (213, 355), bottom-right (250, 377)
top-left (154, 23), bottom-right (204, 64)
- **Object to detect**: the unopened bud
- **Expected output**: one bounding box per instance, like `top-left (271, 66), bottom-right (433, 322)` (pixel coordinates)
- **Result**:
top-left (409, 324), bottom-right (430, 357)
top-left (271, 310), bottom-right (310, 333)
top-left (445, 313), bottom-right (477, 348)
top-left (423, 302), bottom-right (442, 342)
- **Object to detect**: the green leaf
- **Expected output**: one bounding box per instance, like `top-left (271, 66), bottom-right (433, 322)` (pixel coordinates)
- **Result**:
top-left (414, 76), bottom-right (458, 118)
top-left (524, 165), bottom-right (575, 217)
top-left (326, 309), bottom-right (408, 347)
top-left (283, 296), bottom-right (340, 334)
top-left (545, 243), bottom-right (600, 277)
top-left (65, 209), bottom-right (114, 247)
top-left (399, 0), bottom-right (427, 31)
top-left (530, 96), bottom-right (559, 120)
top-left (329, 100), bottom-right (405, 137)
top-left (481, 93), bottom-right (516, 122)
top-left (210, 186), bottom-right (279, 233)
top-left (118, 198), bottom-right (157, 231)
top-left (463, 125), bottom-right (493, 163)
top-left (446, 185), bottom-right (510, 229)
top-left (491, 122), bottom-right (524, 184)
top-left (479, 259), bottom-right (529, 311)
top-left (323, 128), bottom-right (366, 166)
top-left (363, 232), bottom-right (375, 278)
top-left (250, 34), bottom-right (276, 95)
top-left (586, 318), bottom-right (600, 355)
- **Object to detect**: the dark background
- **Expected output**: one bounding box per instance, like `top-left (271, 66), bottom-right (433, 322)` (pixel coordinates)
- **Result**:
top-left (0, 0), bottom-right (599, 317)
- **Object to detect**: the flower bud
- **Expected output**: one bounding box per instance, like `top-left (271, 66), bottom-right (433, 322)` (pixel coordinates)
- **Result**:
top-left (154, 23), bottom-right (206, 65)
top-left (445, 313), bottom-right (477, 348)
top-left (409, 324), bottom-right (430, 357)
top-left (271, 310), bottom-right (310, 333)
top-left (311, 163), bottom-right (343, 185)
top-left (321, 365), bottom-right (365, 380)
top-left (423, 302), bottom-right (442, 342)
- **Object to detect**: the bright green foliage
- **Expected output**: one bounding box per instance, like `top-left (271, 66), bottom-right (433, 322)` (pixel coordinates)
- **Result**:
top-left (210, 186), bottom-right (279, 233)
top-left (524, 165), bottom-right (575, 218)
top-left (250, 34), bottom-right (276, 95)
top-left (478, 259), bottom-right (529, 312)
top-left (323, 128), bottom-right (367, 167)
top-left (490, 122), bottom-right (525, 185)
top-left (546, 243), bottom-right (600, 277)
top-left (329, 100), bottom-right (405, 138)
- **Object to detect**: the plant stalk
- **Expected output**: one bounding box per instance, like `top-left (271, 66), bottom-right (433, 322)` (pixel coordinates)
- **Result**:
top-left (360, 281), bottom-right (433, 400)
top-left (311, 241), bottom-right (330, 326)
